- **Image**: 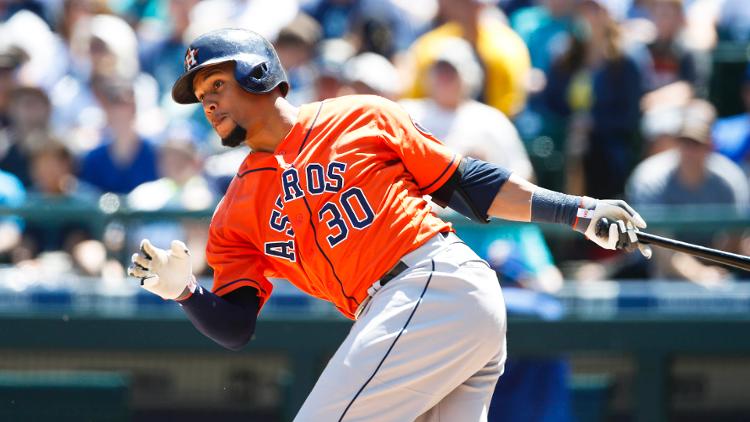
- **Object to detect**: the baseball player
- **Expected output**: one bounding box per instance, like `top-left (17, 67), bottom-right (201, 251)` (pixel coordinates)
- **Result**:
top-left (128, 29), bottom-right (650, 421)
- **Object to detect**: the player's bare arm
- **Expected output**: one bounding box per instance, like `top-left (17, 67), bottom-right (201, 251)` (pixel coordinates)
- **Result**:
top-left (431, 156), bottom-right (651, 257)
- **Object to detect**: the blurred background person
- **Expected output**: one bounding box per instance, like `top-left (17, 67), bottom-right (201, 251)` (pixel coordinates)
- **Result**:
top-left (274, 13), bottom-right (323, 106)
top-left (16, 138), bottom-right (106, 275)
top-left (187, 0), bottom-right (298, 42)
top-left (51, 13), bottom-right (161, 152)
top-left (400, 37), bottom-right (533, 181)
top-left (639, 0), bottom-right (708, 112)
top-left (127, 122), bottom-right (217, 276)
top-left (78, 78), bottom-right (159, 195)
top-left (343, 51), bottom-right (401, 100)
top-left (510, 0), bottom-right (578, 84)
top-left (0, 168), bottom-right (25, 262)
top-left (640, 102), bottom-right (685, 156)
top-left (402, 0), bottom-right (531, 117)
top-left (0, 85), bottom-right (51, 188)
top-left (303, 0), bottom-right (358, 40)
top-left (542, 0), bottom-right (644, 198)
top-left (138, 0), bottom-right (200, 106)
top-left (313, 37), bottom-right (356, 101)
top-left (712, 64), bottom-right (750, 174)
top-left (0, 45), bottom-right (26, 130)
top-left (626, 99), bottom-right (749, 286)
top-left (715, 0), bottom-right (750, 42)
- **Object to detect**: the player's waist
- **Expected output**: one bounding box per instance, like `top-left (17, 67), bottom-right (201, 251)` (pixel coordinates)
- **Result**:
top-left (354, 231), bottom-right (460, 319)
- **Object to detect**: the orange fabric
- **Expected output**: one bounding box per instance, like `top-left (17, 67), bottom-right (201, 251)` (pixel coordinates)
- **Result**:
top-left (207, 95), bottom-right (459, 318)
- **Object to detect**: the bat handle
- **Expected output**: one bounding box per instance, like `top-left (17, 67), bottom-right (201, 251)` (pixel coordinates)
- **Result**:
top-left (595, 217), bottom-right (613, 238)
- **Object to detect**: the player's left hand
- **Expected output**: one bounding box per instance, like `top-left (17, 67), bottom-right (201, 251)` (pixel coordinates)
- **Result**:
top-left (127, 239), bottom-right (196, 300)
top-left (573, 198), bottom-right (652, 259)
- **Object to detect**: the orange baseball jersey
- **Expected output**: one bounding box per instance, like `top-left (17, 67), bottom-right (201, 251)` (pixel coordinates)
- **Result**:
top-left (206, 95), bottom-right (461, 319)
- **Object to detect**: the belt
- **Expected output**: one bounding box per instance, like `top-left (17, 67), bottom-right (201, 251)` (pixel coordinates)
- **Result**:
top-left (354, 231), bottom-right (454, 319)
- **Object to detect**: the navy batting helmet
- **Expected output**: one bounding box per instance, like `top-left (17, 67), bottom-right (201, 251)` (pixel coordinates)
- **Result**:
top-left (171, 28), bottom-right (289, 104)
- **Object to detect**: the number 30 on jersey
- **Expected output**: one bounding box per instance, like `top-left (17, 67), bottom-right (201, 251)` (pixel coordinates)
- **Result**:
top-left (268, 162), bottom-right (376, 262)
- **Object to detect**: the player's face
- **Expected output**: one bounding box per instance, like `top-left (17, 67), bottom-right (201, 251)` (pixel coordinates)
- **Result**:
top-left (193, 62), bottom-right (251, 147)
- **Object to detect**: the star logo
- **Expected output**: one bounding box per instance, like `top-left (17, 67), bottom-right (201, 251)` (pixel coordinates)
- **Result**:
top-left (184, 48), bottom-right (199, 71)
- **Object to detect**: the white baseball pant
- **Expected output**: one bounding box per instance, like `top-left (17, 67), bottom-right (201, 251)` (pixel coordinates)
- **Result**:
top-left (294, 232), bottom-right (508, 421)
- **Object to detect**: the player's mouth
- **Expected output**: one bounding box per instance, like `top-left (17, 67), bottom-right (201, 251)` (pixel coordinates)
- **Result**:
top-left (211, 114), bottom-right (225, 126)
top-left (211, 114), bottom-right (230, 129)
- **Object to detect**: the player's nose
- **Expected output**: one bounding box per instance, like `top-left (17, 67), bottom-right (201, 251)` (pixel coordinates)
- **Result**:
top-left (202, 100), bottom-right (217, 115)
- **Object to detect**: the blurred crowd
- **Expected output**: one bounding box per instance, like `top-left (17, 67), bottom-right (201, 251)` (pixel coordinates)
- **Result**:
top-left (0, 0), bottom-right (749, 287)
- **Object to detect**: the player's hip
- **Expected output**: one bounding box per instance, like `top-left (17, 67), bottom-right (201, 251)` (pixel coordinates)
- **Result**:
top-left (356, 232), bottom-right (506, 324)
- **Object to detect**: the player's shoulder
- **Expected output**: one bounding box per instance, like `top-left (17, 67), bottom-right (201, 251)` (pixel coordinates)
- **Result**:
top-left (315, 95), bottom-right (407, 128)
top-left (322, 94), bottom-right (400, 115)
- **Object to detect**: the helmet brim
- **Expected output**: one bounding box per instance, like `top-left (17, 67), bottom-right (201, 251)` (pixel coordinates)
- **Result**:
top-left (171, 52), bottom-right (284, 104)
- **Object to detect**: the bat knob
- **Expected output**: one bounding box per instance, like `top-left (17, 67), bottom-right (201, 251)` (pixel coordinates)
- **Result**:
top-left (596, 217), bottom-right (611, 237)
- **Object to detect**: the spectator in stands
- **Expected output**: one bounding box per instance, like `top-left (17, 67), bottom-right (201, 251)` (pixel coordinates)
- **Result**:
top-left (712, 64), bottom-right (750, 174)
top-left (0, 10), bottom-right (69, 91)
top-left (127, 123), bottom-right (217, 275)
top-left (188, 0), bottom-right (298, 42)
top-left (626, 99), bottom-right (749, 286)
top-left (0, 45), bottom-right (26, 129)
top-left (542, 0), bottom-right (644, 198)
top-left (403, 0), bottom-right (531, 117)
top-left (274, 13), bottom-right (323, 106)
top-left (0, 86), bottom-right (51, 187)
top-left (313, 38), bottom-right (356, 101)
top-left (17, 138), bottom-right (105, 274)
top-left (511, 0), bottom-right (578, 76)
top-left (51, 13), bottom-right (161, 152)
top-left (640, 103), bottom-right (684, 156)
top-left (716, 0), bottom-right (750, 42)
top-left (54, 0), bottom-right (110, 45)
top-left (0, 169), bottom-right (25, 260)
top-left (79, 79), bottom-right (159, 194)
top-left (343, 52), bottom-right (401, 100)
top-left (349, 0), bottom-right (434, 56)
top-left (303, 0), bottom-right (358, 40)
top-left (400, 37), bottom-right (533, 181)
top-left (138, 0), bottom-right (200, 103)
top-left (639, 0), bottom-right (708, 112)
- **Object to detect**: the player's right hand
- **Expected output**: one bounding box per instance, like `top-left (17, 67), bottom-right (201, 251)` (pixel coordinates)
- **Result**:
top-left (127, 239), bottom-right (195, 300)
top-left (574, 198), bottom-right (652, 259)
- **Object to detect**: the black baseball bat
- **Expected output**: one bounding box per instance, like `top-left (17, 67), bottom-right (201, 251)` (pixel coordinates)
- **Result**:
top-left (597, 218), bottom-right (750, 272)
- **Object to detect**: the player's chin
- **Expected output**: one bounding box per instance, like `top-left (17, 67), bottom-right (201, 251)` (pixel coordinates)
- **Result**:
top-left (220, 124), bottom-right (247, 148)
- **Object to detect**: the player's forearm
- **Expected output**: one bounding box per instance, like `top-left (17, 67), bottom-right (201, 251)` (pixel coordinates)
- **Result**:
top-left (486, 173), bottom-right (536, 222)
top-left (178, 286), bottom-right (259, 351)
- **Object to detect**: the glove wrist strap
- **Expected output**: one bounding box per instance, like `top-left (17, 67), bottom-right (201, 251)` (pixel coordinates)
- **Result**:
top-left (176, 274), bottom-right (198, 302)
top-left (531, 188), bottom-right (595, 229)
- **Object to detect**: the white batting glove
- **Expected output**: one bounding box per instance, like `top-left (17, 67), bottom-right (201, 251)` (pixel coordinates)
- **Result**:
top-left (127, 239), bottom-right (196, 300)
top-left (573, 198), bottom-right (652, 259)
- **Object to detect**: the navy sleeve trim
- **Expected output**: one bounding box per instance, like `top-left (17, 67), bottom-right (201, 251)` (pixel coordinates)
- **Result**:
top-left (431, 157), bottom-right (512, 223)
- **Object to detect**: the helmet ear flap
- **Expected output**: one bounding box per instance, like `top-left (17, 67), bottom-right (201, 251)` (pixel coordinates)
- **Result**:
top-left (250, 63), bottom-right (269, 81)
top-left (234, 60), bottom-right (271, 93)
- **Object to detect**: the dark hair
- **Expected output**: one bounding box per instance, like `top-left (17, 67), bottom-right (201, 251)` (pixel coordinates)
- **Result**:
top-left (556, 12), bottom-right (624, 74)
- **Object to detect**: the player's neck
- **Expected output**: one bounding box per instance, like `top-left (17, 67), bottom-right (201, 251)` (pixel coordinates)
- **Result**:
top-left (244, 97), bottom-right (299, 153)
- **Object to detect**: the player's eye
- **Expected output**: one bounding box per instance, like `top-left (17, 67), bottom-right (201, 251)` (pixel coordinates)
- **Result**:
top-left (213, 80), bottom-right (224, 90)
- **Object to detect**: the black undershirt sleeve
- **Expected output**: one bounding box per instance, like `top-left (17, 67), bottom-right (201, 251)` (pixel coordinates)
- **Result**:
top-left (431, 157), bottom-right (513, 223)
top-left (179, 286), bottom-right (260, 351)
